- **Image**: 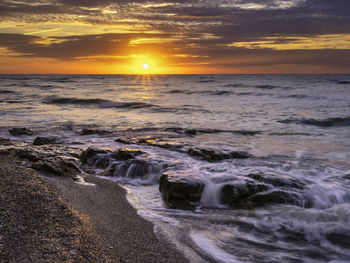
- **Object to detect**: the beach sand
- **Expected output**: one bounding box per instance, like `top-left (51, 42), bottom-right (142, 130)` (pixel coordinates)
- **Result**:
top-left (0, 152), bottom-right (188, 262)
top-left (42, 174), bottom-right (189, 263)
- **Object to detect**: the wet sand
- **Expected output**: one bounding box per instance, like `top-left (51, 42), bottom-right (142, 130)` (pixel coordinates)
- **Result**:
top-left (42, 174), bottom-right (189, 263)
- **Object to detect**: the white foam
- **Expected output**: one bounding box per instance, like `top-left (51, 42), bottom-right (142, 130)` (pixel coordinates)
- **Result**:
top-left (190, 232), bottom-right (240, 263)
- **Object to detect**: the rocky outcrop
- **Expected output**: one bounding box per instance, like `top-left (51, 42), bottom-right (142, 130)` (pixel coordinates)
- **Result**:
top-left (80, 128), bottom-right (112, 136)
top-left (80, 147), bottom-right (165, 179)
top-left (31, 157), bottom-right (81, 177)
top-left (80, 148), bottom-right (108, 167)
top-left (0, 139), bottom-right (81, 178)
top-left (80, 147), bottom-right (145, 168)
top-left (33, 136), bottom-right (60, 145)
top-left (187, 148), bottom-right (251, 162)
top-left (105, 159), bottom-right (167, 179)
top-left (0, 137), bottom-right (13, 146)
top-left (220, 181), bottom-right (269, 208)
top-left (220, 173), bottom-right (308, 208)
top-left (115, 137), bottom-right (183, 151)
top-left (159, 173), bottom-right (205, 208)
top-left (8, 128), bottom-right (34, 136)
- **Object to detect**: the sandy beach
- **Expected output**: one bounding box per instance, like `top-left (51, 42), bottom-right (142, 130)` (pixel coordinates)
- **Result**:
top-left (0, 140), bottom-right (188, 263)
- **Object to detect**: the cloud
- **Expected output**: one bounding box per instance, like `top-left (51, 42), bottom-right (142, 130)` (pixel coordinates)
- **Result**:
top-left (0, 0), bottom-right (350, 72)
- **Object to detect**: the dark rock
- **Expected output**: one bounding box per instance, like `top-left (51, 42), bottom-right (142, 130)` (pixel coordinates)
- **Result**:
top-left (247, 190), bottom-right (306, 207)
top-left (220, 181), bottom-right (270, 208)
top-left (188, 148), bottom-right (251, 162)
top-left (31, 157), bottom-right (81, 177)
top-left (33, 136), bottom-right (59, 146)
top-left (229, 151), bottom-right (251, 159)
top-left (80, 147), bottom-right (146, 169)
top-left (80, 148), bottom-right (108, 166)
top-left (185, 129), bottom-right (197, 135)
top-left (159, 173), bottom-right (205, 208)
top-left (115, 138), bottom-right (133, 144)
top-left (247, 173), bottom-right (304, 190)
top-left (105, 159), bottom-right (166, 179)
top-left (111, 148), bottom-right (144, 160)
top-left (0, 137), bottom-right (13, 146)
top-left (80, 128), bottom-right (111, 136)
top-left (15, 148), bottom-right (43, 162)
top-left (9, 128), bottom-right (34, 136)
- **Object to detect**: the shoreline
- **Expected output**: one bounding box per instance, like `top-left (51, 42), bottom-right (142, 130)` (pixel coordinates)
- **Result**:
top-left (42, 174), bottom-right (189, 263)
top-left (0, 138), bottom-right (189, 263)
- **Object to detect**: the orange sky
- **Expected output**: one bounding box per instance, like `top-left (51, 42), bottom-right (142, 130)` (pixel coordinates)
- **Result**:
top-left (0, 0), bottom-right (350, 74)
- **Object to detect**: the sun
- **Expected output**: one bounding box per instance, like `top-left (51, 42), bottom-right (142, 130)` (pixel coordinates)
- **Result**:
top-left (142, 64), bottom-right (149, 70)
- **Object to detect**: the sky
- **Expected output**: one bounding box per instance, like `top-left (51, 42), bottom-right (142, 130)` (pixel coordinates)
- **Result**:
top-left (0, 0), bottom-right (350, 74)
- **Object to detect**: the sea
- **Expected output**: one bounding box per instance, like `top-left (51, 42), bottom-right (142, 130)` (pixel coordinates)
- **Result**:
top-left (1, 74), bottom-right (350, 262)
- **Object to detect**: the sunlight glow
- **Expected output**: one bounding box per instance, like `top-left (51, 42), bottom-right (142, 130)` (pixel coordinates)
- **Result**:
top-left (142, 63), bottom-right (149, 70)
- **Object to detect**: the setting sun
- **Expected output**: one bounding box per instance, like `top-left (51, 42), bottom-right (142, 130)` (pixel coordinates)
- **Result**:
top-left (142, 64), bottom-right (149, 70)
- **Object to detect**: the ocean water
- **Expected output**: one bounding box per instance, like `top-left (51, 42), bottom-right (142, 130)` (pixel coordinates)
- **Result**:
top-left (1, 74), bottom-right (350, 262)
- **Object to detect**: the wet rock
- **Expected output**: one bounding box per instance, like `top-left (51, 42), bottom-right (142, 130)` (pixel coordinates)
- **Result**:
top-left (8, 128), bottom-right (34, 136)
top-left (159, 173), bottom-right (205, 208)
top-left (220, 180), bottom-right (306, 208)
top-left (188, 148), bottom-right (251, 162)
top-left (247, 190), bottom-right (306, 207)
top-left (33, 136), bottom-right (60, 146)
top-left (0, 137), bottom-right (13, 146)
top-left (247, 173), bottom-right (304, 190)
top-left (165, 127), bottom-right (197, 135)
top-left (115, 138), bottom-right (134, 144)
top-left (105, 159), bottom-right (166, 179)
top-left (80, 148), bottom-right (108, 166)
top-left (220, 181), bottom-right (270, 208)
top-left (80, 147), bottom-right (146, 169)
top-left (15, 148), bottom-right (43, 162)
top-left (31, 157), bottom-right (81, 177)
top-left (185, 129), bottom-right (197, 135)
top-left (111, 148), bottom-right (144, 160)
top-left (80, 128), bottom-right (112, 136)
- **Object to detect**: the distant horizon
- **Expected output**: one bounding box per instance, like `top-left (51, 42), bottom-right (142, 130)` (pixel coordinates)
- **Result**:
top-left (1, 73), bottom-right (350, 76)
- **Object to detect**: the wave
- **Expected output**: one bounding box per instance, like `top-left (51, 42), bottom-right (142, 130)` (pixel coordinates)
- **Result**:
top-left (329, 79), bottom-right (350, 85)
top-left (44, 96), bottom-right (157, 109)
top-left (281, 94), bottom-right (310, 99)
top-left (0, 90), bottom-right (15, 94)
top-left (167, 89), bottom-right (235, 96)
top-left (196, 79), bottom-right (216, 83)
top-left (279, 117), bottom-right (350, 127)
top-left (336, 81), bottom-right (350, 85)
top-left (223, 84), bottom-right (246, 88)
top-left (254, 85), bottom-right (282, 89)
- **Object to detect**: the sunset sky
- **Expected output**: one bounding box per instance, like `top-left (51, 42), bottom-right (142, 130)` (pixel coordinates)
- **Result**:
top-left (0, 0), bottom-right (350, 74)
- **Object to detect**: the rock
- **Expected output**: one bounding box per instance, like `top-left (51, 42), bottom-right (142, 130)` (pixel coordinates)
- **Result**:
top-left (80, 147), bottom-right (146, 169)
top-left (159, 173), bottom-right (205, 208)
top-left (165, 127), bottom-right (197, 135)
top-left (106, 159), bottom-right (166, 179)
top-left (247, 190), bottom-right (306, 207)
top-left (229, 151), bottom-right (251, 159)
top-left (111, 148), bottom-right (144, 161)
top-left (8, 128), bottom-right (34, 136)
top-left (33, 136), bottom-right (59, 146)
top-left (188, 148), bottom-right (251, 162)
top-left (31, 157), bottom-right (81, 177)
top-left (80, 129), bottom-right (111, 136)
top-left (15, 148), bottom-right (43, 162)
top-left (185, 129), bottom-right (197, 135)
top-left (80, 148), bottom-right (108, 166)
top-left (115, 138), bottom-right (134, 144)
top-left (0, 137), bottom-right (13, 146)
top-left (247, 173), bottom-right (304, 190)
top-left (220, 181), bottom-right (270, 208)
